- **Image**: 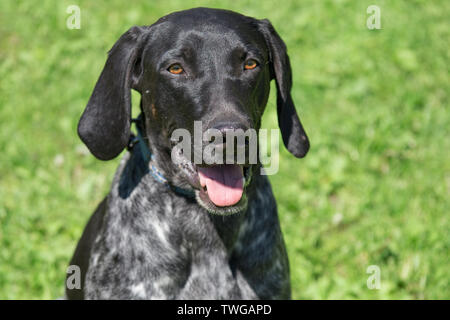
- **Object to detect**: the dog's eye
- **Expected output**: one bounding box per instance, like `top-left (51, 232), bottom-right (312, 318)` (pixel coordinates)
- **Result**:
top-left (168, 64), bottom-right (184, 74)
top-left (244, 59), bottom-right (258, 70)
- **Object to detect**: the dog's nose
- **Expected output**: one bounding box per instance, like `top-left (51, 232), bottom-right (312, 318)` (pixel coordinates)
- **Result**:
top-left (200, 122), bottom-right (252, 165)
top-left (204, 122), bottom-right (250, 143)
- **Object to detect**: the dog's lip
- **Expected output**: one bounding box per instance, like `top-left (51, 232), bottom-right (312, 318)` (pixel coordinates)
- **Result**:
top-left (196, 187), bottom-right (248, 215)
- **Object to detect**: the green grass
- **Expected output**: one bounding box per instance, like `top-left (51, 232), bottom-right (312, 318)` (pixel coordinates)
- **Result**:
top-left (0, 0), bottom-right (449, 299)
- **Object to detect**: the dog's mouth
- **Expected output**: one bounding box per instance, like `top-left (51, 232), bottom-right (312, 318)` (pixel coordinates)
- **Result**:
top-left (198, 165), bottom-right (244, 207)
top-left (194, 164), bottom-right (251, 215)
top-left (169, 139), bottom-right (252, 215)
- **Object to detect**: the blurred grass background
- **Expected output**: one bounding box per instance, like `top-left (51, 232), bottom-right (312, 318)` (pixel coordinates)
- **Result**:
top-left (0, 0), bottom-right (449, 299)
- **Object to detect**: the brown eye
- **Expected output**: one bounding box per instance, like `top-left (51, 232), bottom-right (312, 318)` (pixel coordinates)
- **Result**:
top-left (244, 59), bottom-right (258, 70)
top-left (168, 64), bottom-right (183, 74)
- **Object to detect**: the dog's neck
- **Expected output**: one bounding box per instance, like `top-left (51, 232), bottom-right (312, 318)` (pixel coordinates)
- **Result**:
top-left (124, 126), bottom-right (251, 252)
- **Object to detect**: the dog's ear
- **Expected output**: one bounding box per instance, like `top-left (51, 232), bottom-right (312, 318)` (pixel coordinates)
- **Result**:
top-left (78, 26), bottom-right (148, 160)
top-left (258, 19), bottom-right (309, 158)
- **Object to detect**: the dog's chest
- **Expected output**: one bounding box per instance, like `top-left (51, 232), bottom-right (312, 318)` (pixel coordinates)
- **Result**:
top-left (85, 191), bottom-right (258, 299)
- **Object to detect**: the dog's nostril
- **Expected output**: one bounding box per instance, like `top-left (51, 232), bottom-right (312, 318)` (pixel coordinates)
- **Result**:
top-left (214, 124), bottom-right (250, 138)
top-left (211, 122), bottom-right (249, 133)
top-left (203, 123), bottom-right (250, 144)
top-left (219, 127), bottom-right (237, 135)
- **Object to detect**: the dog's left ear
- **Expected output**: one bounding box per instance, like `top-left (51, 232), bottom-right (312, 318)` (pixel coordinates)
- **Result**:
top-left (258, 19), bottom-right (309, 158)
top-left (78, 26), bottom-right (148, 160)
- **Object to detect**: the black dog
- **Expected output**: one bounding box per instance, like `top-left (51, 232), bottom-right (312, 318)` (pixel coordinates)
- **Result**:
top-left (67, 7), bottom-right (309, 299)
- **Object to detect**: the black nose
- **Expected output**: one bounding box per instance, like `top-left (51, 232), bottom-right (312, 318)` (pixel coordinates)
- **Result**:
top-left (200, 122), bottom-right (253, 165)
top-left (205, 122), bottom-right (250, 143)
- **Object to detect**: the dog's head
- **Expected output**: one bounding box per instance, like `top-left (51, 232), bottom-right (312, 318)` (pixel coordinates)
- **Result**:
top-left (78, 8), bottom-right (309, 215)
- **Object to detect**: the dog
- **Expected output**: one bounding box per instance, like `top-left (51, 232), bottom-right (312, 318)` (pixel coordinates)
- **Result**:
top-left (66, 7), bottom-right (309, 300)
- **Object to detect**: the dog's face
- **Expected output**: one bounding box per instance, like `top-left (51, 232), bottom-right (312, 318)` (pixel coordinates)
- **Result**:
top-left (78, 8), bottom-right (309, 215)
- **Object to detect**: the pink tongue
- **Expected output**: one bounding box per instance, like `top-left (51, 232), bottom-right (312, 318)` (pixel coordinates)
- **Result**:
top-left (197, 165), bottom-right (244, 207)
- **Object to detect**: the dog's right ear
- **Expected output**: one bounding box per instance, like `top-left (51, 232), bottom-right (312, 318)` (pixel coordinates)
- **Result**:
top-left (78, 26), bottom-right (148, 160)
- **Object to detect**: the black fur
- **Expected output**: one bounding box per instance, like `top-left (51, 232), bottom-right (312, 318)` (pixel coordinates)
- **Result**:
top-left (68, 7), bottom-right (309, 300)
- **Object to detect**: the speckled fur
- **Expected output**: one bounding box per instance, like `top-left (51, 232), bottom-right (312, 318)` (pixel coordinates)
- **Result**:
top-left (67, 144), bottom-right (290, 299)
top-left (67, 8), bottom-right (311, 300)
